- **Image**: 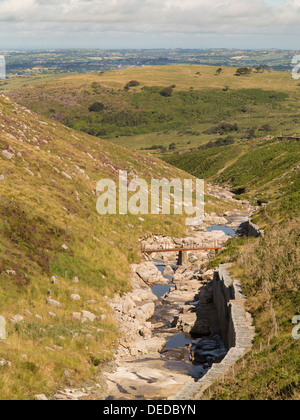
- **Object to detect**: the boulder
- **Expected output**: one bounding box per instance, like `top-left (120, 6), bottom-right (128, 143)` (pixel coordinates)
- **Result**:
top-left (47, 298), bottom-right (61, 309)
top-left (10, 315), bottom-right (24, 324)
top-left (0, 359), bottom-right (11, 368)
top-left (128, 288), bottom-right (158, 303)
top-left (163, 265), bottom-right (174, 277)
top-left (190, 319), bottom-right (211, 337)
top-left (135, 262), bottom-right (164, 284)
top-left (137, 303), bottom-right (155, 321)
top-left (34, 394), bottom-right (48, 401)
top-left (81, 311), bottom-right (96, 323)
top-left (1, 150), bottom-right (14, 160)
top-left (71, 312), bottom-right (81, 321)
top-left (70, 294), bottom-right (81, 301)
top-left (173, 312), bottom-right (197, 334)
top-left (191, 335), bottom-right (227, 364)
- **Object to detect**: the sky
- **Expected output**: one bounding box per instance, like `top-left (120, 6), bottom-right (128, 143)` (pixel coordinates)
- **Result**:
top-left (1, 0), bottom-right (300, 50)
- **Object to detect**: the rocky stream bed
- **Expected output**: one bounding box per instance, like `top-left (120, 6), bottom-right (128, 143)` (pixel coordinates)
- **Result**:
top-left (48, 187), bottom-right (254, 401)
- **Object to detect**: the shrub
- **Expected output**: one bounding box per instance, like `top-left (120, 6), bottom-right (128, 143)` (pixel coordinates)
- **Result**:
top-left (235, 67), bottom-right (252, 77)
top-left (89, 102), bottom-right (105, 112)
top-left (124, 80), bottom-right (140, 90)
top-left (160, 87), bottom-right (174, 97)
top-left (143, 145), bottom-right (167, 153)
top-left (204, 122), bottom-right (239, 135)
top-left (199, 135), bottom-right (235, 150)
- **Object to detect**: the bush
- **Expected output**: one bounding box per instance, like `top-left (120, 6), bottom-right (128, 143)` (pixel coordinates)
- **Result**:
top-left (235, 68), bottom-right (252, 77)
top-left (160, 87), bottom-right (174, 97)
top-left (143, 145), bottom-right (167, 153)
top-left (199, 135), bottom-right (235, 150)
top-left (204, 122), bottom-right (239, 135)
top-left (89, 102), bottom-right (105, 112)
top-left (124, 80), bottom-right (140, 90)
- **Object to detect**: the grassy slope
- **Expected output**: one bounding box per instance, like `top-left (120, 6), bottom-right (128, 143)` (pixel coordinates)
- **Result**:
top-left (3, 65), bottom-right (300, 151)
top-left (1, 65), bottom-right (299, 400)
top-left (165, 137), bottom-right (300, 224)
top-left (0, 94), bottom-right (240, 399)
top-left (205, 220), bottom-right (300, 400)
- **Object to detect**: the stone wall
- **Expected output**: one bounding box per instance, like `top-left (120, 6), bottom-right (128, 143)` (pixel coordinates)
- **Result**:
top-left (174, 264), bottom-right (254, 400)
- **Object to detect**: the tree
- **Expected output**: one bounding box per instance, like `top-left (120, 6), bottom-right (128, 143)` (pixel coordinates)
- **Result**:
top-left (235, 68), bottom-right (252, 77)
top-left (255, 65), bottom-right (267, 73)
top-left (89, 102), bottom-right (105, 112)
top-left (160, 87), bottom-right (174, 97)
top-left (124, 80), bottom-right (140, 90)
top-left (216, 68), bottom-right (223, 76)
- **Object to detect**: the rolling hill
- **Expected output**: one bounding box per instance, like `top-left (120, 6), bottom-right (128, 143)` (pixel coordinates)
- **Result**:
top-left (2, 65), bottom-right (300, 148)
top-left (1, 64), bottom-right (299, 400)
top-left (0, 93), bottom-right (239, 399)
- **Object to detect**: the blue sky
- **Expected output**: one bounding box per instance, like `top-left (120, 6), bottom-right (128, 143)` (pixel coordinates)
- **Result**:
top-left (0, 0), bottom-right (300, 50)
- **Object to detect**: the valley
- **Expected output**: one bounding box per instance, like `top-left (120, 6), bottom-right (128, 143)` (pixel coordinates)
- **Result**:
top-left (0, 63), bottom-right (299, 400)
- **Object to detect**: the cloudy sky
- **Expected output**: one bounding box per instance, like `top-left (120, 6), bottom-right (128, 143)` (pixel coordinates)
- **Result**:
top-left (1, 0), bottom-right (300, 50)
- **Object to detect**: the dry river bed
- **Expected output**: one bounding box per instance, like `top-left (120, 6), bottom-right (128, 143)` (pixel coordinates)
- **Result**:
top-left (99, 211), bottom-right (251, 400)
top-left (50, 186), bottom-right (254, 401)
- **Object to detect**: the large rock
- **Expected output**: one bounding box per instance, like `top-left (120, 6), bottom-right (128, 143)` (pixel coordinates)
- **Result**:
top-left (70, 294), bottom-right (81, 301)
top-left (10, 315), bottom-right (24, 324)
top-left (137, 303), bottom-right (155, 321)
top-left (47, 298), bottom-right (61, 308)
top-left (173, 312), bottom-right (197, 334)
top-left (34, 394), bottom-right (48, 401)
top-left (190, 319), bottom-right (211, 337)
top-left (135, 262), bottom-right (165, 284)
top-left (0, 359), bottom-right (11, 368)
top-left (71, 312), bottom-right (81, 321)
top-left (1, 150), bottom-right (14, 160)
top-left (121, 296), bottom-right (135, 313)
top-left (81, 311), bottom-right (96, 323)
top-left (190, 335), bottom-right (227, 364)
top-left (163, 265), bottom-right (174, 277)
top-left (128, 288), bottom-right (158, 303)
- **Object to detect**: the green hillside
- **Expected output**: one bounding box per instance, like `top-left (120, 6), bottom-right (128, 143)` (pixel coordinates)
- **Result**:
top-left (165, 137), bottom-right (300, 225)
top-left (0, 94), bottom-right (235, 399)
top-left (205, 219), bottom-right (300, 400)
top-left (1, 64), bottom-right (299, 400)
top-left (3, 65), bottom-right (299, 148)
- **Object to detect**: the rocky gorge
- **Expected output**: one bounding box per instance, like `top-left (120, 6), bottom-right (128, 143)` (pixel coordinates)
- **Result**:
top-left (46, 186), bottom-right (255, 401)
top-left (100, 210), bottom-right (253, 400)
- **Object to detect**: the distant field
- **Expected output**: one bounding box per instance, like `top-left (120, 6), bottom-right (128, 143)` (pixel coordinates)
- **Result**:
top-left (2, 64), bottom-right (298, 93)
top-left (81, 65), bottom-right (298, 92)
top-left (4, 64), bottom-right (300, 155)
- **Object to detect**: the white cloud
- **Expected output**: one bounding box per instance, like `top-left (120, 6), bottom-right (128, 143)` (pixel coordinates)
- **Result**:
top-left (1, 0), bottom-right (300, 48)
